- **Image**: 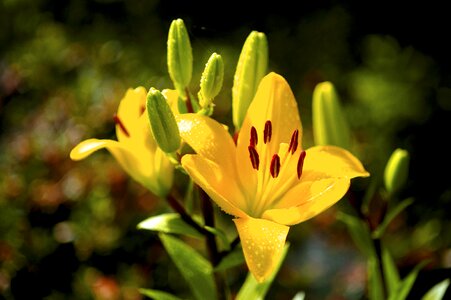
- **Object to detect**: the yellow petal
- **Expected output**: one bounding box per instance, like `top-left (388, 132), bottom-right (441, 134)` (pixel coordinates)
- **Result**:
top-left (162, 89), bottom-right (181, 115)
top-left (70, 138), bottom-right (171, 197)
top-left (237, 72), bottom-right (302, 157)
top-left (116, 87), bottom-right (147, 142)
top-left (153, 147), bottom-right (174, 196)
top-left (181, 154), bottom-right (247, 218)
top-left (302, 145), bottom-right (370, 180)
top-left (234, 217), bottom-right (289, 283)
top-left (262, 146), bottom-right (368, 225)
top-left (70, 138), bottom-right (139, 175)
top-left (176, 114), bottom-right (237, 169)
top-left (263, 178), bottom-right (350, 225)
top-left (235, 73), bottom-right (302, 193)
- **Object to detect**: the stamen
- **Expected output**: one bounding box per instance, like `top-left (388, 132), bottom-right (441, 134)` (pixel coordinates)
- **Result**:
top-left (270, 154), bottom-right (281, 178)
top-left (248, 146), bottom-right (260, 170)
top-left (140, 105), bottom-right (146, 115)
top-left (264, 120), bottom-right (272, 143)
top-left (113, 114), bottom-right (130, 137)
top-left (250, 126), bottom-right (258, 147)
top-left (297, 150), bottom-right (306, 179)
top-left (288, 129), bottom-right (299, 154)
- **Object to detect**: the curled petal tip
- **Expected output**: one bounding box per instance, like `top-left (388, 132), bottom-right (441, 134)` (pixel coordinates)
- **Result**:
top-left (69, 139), bottom-right (109, 161)
top-left (234, 217), bottom-right (289, 282)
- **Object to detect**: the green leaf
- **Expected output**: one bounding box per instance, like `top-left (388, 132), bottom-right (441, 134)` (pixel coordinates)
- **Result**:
top-left (337, 212), bottom-right (375, 257)
top-left (422, 279), bottom-right (450, 300)
top-left (215, 247), bottom-right (245, 272)
top-left (236, 243), bottom-right (289, 300)
top-left (137, 213), bottom-right (202, 239)
top-left (139, 288), bottom-right (183, 300)
top-left (368, 256), bottom-right (384, 300)
top-left (382, 246), bottom-right (400, 297)
top-left (204, 226), bottom-right (230, 251)
top-left (159, 233), bottom-right (216, 300)
top-left (362, 175), bottom-right (381, 215)
top-left (388, 260), bottom-right (429, 300)
top-left (372, 198), bottom-right (414, 238)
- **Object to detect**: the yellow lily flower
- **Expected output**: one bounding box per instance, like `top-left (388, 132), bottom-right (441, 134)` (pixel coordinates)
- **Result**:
top-left (177, 73), bottom-right (370, 282)
top-left (70, 87), bottom-right (176, 198)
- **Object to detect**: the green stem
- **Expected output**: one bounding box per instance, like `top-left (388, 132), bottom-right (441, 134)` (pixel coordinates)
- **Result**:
top-left (185, 87), bottom-right (194, 113)
top-left (348, 192), bottom-right (388, 299)
top-left (199, 187), bottom-right (229, 300)
top-left (166, 193), bottom-right (209, 236)
top-left (373, 237), bottom-right (387, 299)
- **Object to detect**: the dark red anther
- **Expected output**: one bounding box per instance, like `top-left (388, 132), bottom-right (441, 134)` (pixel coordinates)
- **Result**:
top-left (113, 114), bottom-right (130, 137)
top-left (250, 126), bottom-right (258, 147)
top-left (297, 150), bottom-right (306, 179)
top-left (264, 120), bottom-right (272, 144)
top-left (140, 105), bottom-right (146, 115)
top-left (270, 154), bottom-right (281, 178)
top-left (248, 146), bottom-right (260, 170)
top-left (288, 129), bottom-right (299, 154)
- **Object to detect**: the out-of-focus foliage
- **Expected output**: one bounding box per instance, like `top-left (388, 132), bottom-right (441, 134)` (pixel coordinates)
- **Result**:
top-left (1, 1), bottom-right (450, 299)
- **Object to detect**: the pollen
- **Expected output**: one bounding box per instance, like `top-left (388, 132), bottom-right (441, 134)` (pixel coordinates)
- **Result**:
top-left (264, 120), bottom-right (272, 144)
top-left (248, 146), bottom-right (260, 170)
top-left (297, 150), bottom-right (306, 179)
top-left (250, 126), bottom-right (258, 147)
top-left (288, 129), bottom-right (299, 154)
top-left (270, 154), bottom-right (281, 178)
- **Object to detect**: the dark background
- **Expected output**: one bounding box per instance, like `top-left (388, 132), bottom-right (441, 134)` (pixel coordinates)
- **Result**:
top-left (1, 0), bottom-right (450, 299)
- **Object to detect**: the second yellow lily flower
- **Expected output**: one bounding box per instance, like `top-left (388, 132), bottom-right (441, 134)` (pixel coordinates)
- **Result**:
top-left (70, 87), bottom-right (176, 198)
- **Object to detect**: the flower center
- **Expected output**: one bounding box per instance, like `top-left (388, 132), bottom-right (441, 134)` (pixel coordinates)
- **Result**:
top-left (246, 120), bottom-right (306, 216)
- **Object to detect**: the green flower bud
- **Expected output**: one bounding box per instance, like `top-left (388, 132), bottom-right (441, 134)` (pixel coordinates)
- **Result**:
top-left (312, 81), bottom-right (351, 149)
top-left (199, 53), bottom-right (224, 107)
top-left (167, 19), bottom-right (193, 98)
top-left (147, 88), bottom-right (181, 153)
top-left (384, 148), bottom-right (410, 195)
top-left (232, 31), bottom-right (268, 130)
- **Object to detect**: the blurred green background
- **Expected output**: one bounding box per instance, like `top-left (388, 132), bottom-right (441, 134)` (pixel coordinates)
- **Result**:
top-left (1, 0), bottom-right (450, 299)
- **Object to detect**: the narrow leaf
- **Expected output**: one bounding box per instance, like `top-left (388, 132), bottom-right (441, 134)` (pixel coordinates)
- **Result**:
top-left (137, 213), bottom-right (203, 239)
top-left (204, 226), bottom-right (230, 251)
top-left (215, 247), bottom-right (245, 271)
top-left (159, 233), bottom-right (216, 300)
top-left (422, 279), bottom-right (450, 300)
top-left (368, 256), bottom-right (384, 300)
top-left (139, 288), bottom-right (183, 300)
top-left (373, 198), bottom-right (414, 238)
top-left (389, 260), bottom-right (429, 300)
top-left (382, 246), bottom-right (400, 296)
top-left (337, 212), bottom-right (375, 257)
top-left (236, 243), bottom-right (289, 300)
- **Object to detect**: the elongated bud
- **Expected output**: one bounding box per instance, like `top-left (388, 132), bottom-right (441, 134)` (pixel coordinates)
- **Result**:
top-left (312, 81), bottom-right (351, 149)
top-left (232, 31), bottom-right (268, 130)
top-left (199, 53), bottom-right (224, 107)
top-left (384, 148), bottom-right (409, 195)
top-left (167, 19), bottom-right (193, 98)
top-left (147, 88), bottom-right (181, 153)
